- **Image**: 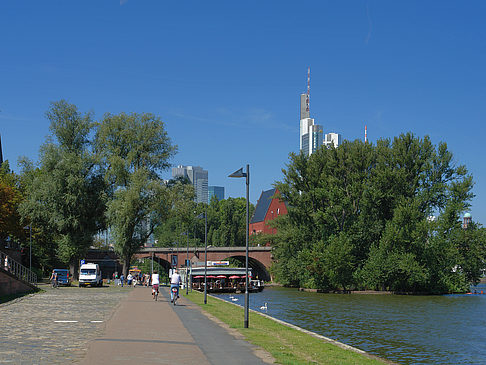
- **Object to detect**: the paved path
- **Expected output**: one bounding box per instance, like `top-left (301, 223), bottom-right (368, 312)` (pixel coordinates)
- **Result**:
top-left (80, 286), bottom-right (272, 365)
top-left (0, 284), bottom-right (131, 364)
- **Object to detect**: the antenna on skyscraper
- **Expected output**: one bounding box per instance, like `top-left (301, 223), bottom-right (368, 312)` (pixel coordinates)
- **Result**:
top-left (364, 125), bottom-right (368, 143)
top-left (306, 67), bottom-right (310, 113)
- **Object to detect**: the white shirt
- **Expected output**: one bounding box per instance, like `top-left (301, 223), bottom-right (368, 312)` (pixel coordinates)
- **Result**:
top-left (151, 273), bottom-right (160, 285)
top-left (171, 273), bottom-right (181, 285)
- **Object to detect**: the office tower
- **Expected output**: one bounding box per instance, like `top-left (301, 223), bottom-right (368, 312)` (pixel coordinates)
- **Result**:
top-left (299, 68), bottom-right (325, 156)
top-left (172, 165), bottom-right (208, 204)
top-left (323, 132), bottom-right (342, 148)
top-left (208, 186), bottom-right (225, 203)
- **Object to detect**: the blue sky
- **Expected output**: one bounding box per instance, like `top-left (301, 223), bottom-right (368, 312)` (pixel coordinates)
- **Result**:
top-left (1, 1), bottom-right (486, 224)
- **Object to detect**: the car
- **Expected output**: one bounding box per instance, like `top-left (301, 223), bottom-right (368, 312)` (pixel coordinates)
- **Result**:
top-left (53, 269), bottom-right (72, 286)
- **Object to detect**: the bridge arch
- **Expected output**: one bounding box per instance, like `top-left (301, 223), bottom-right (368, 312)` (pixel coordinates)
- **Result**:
top-left (220, 255), bottom-right (271, 282)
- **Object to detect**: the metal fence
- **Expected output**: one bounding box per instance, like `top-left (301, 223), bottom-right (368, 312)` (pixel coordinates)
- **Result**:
top-left (1, 251), bottom-right (37, 286)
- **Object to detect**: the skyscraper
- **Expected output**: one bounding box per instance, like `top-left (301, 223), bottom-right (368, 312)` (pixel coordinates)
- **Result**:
top-left (323, 132), bottom-right (342, 148)
top-left (208, 186), bottom-right (225, 203)
top-left (299, 69), bottom-right (341, 155)
top-left (172, 165), bottom-right (209, 204)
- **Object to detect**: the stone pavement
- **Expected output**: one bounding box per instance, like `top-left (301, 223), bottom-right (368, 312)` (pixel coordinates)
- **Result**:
top-left (0, 283), bottom-right (132, 364)
top-left (80, 286), bottom-right (273, 365)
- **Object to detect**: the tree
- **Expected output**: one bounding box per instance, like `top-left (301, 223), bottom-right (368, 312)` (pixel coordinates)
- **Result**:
top-left (272, 133), bottom-right (484, 293)
top-left (0, 162), bottom-right (25, 243)
top-left (19, 100), bottom-right (106, 277)
top-left (95, 112), bottom-right (176, 275)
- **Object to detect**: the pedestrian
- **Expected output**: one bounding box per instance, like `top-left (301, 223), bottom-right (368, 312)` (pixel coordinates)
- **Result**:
top-left (4, 255), bottom-right (9, 272)
top-left (127, 273), bottom-right (133, 286)
top-left (49, 270), bottom-right (58, 288)
top-left (115, 272), bottom-right (119, 285)
top-left (120, 273), bottom-right (125, 287)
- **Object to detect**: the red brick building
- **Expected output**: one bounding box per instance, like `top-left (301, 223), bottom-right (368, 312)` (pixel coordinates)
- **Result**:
top-left (249, 188), bottom-right (287, 236)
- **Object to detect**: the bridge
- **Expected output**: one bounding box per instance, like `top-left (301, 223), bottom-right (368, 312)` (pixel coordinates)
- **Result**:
top-left (134, 246), bottom-right (273, 281)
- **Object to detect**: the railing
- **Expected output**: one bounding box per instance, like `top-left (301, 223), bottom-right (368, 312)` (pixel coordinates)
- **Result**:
top-left (0, 251), bottom-right (37, 287)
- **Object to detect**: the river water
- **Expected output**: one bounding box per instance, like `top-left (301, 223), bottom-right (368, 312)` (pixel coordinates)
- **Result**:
top-left (214, 285), bottom-right (486, 364)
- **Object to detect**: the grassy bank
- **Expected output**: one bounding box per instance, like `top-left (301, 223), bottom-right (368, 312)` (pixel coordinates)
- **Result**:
top-left (183, 290), bottom-right (389, 365)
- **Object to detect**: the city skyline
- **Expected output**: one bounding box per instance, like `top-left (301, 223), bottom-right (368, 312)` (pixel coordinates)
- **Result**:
top-left (1, 1), bottom-right (486, 224)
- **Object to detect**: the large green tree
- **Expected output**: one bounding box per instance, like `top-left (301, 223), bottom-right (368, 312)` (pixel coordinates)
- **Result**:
top-left (19, 100), bottom-right (106, 276)
top-left (272, 133), bottom-right (484, 293)
top-left (95, 112), bottom-right (176, 275)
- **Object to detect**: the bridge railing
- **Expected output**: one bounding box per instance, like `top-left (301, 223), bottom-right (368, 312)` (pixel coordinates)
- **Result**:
top-left (1, 250), bottom-right (37, 287)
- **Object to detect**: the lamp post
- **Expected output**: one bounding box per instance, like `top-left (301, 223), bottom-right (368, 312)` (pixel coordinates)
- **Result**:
top-left (183, 231), bottom-right (189, 295)
top-left (229, 164), bottom-right (250, 328)
top-left (197, 211), bottom-right (208, 304)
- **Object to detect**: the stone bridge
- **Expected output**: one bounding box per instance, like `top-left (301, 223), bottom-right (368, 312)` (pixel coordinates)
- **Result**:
top-left (134, 246), bottom-right (273, 281)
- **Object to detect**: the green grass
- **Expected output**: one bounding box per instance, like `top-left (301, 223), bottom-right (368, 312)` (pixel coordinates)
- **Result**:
top-left (183, 290), bottom-right (389, 365)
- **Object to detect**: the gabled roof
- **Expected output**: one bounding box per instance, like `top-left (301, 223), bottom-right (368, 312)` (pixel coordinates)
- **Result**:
top-left (250, 188), bottom-right (276, 224)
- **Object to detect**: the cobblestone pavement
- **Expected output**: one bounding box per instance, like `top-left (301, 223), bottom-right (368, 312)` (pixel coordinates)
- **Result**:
top-left (0, 283), bottom-right (132, 364)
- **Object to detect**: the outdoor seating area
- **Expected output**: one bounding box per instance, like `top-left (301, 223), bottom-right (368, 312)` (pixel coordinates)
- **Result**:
top-left (188, 267), bottom-right (264, 293)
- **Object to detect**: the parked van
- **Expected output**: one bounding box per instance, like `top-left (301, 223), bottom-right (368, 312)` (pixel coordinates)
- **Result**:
top-left (79, 263), bottom-right (103, 287)
top-left (53, 269), bottom-right (72, 286)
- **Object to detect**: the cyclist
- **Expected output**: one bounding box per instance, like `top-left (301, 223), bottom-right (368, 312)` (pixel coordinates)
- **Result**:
top-left (170, 268), bottom-right (181, 303)
top-left (151, 270), bottom-right (160, 299)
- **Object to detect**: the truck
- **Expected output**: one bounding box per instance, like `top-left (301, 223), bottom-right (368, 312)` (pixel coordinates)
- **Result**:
top-left (79, 263), bottom-right (103, 287)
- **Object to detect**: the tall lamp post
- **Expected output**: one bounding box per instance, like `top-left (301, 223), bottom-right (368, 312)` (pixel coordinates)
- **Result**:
top-left (183, 231), bottom-right (189, 295)
top-left (197, 211), bottom-right (208, 304)
top-left (229, 164), bottom-right (250, 328)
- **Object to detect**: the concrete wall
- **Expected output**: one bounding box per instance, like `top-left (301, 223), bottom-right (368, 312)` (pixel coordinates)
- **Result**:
top-left (0, 269), bottom-right (35, 296)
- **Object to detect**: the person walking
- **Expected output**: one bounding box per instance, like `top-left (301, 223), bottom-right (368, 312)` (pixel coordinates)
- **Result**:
top-left (120, 273), bottom-right (125, 287)
top-left (49, 270), bottom-right (58, 288)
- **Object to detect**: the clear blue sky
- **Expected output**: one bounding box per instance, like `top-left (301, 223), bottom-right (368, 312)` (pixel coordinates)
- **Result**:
top-left (1, 1), bottom-right (485, 224)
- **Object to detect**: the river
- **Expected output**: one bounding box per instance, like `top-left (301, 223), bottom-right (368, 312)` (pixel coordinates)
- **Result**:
top-left (214, 284), bottom-right (486, 364)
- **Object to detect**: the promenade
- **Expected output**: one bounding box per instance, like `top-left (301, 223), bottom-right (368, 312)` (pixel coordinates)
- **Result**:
top-left (0, 284), bottom-right (272, 364)
top-left (80, 286), bottom-right (272, 365)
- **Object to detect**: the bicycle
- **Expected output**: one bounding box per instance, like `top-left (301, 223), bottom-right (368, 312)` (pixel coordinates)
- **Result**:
top-left (171, 287), bottom-right (178, 306)
top-left (152, 284), bottom-right (159, 301)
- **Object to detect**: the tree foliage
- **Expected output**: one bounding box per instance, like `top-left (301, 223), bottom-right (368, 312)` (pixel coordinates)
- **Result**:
top-left (19, 101), bottom-right (106, 275)
top-left (272, 133), bottom-right (485, 293)
top-left (95, 112), bottom-right (177, 275)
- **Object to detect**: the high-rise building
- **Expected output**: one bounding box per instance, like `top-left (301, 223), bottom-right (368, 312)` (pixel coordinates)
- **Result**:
top-left (208, 186), bottom-right (225, 203)
top-left (323, 132), bottom-right (342, 148)
top-left (299, 69), bottom-right (342, 155)
top-left (172, 165), bottom-right (208, 204)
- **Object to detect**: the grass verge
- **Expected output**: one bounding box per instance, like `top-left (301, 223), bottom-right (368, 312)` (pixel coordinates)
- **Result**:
top-left (183, 290), bottom-right (389, 365)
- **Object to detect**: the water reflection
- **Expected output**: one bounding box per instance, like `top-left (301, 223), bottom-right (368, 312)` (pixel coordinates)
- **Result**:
top-left (215, 284), bottom-right (486, 364)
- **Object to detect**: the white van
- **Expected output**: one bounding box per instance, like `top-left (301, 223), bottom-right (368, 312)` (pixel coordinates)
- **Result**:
top-left (79, 263), bottom-right (103, 287)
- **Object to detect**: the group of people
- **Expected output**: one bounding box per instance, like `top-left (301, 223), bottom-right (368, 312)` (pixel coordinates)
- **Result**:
top-left (151, 268), bottom-right (181, 302)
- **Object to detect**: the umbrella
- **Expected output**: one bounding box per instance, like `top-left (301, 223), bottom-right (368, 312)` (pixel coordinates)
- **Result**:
top-left (216, 275), bottom-right (226, 278)
top-left (193, 276), bottom-right (204, 278)
top-left (229, 275), bottom-right (240, 279)
top-left (206, 275), bottom-right (216, 279)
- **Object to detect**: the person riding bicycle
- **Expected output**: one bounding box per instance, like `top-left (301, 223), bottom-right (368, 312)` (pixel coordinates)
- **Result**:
top-left (170, 268), bottom-right (181, 303)
top-left (151, 270), bottom-right (160, 298)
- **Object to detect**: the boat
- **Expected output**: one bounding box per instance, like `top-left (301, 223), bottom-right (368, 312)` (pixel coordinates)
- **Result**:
top-left (183, 267), bottom-right (264, 293)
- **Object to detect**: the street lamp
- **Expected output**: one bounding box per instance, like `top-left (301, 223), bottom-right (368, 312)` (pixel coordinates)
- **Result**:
top-left (228, 164), bottom-right (250, 328)
top-left (182, 231), bottom-right (189, 295)
top-left (197, 211), bottom-right (208, 304)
